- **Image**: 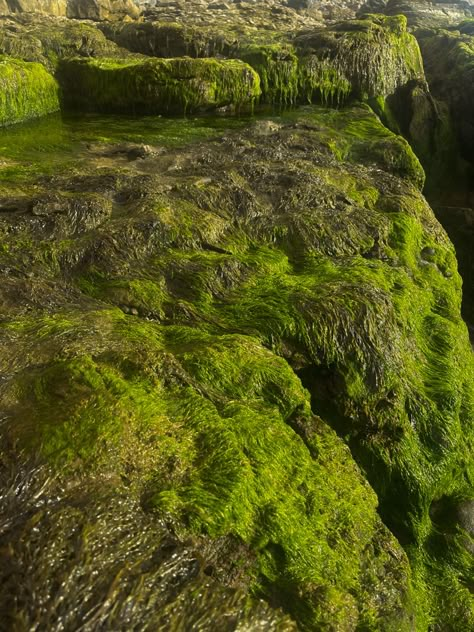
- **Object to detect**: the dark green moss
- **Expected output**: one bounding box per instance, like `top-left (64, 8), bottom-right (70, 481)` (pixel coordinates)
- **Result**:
top-left (57, 56), bottom-right (261, 114)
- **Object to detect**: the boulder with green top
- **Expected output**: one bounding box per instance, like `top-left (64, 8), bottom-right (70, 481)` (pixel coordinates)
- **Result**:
top-left (57, 56), bottom-right (262, 114)
top-left (294, 14), bottom-right (425, 102)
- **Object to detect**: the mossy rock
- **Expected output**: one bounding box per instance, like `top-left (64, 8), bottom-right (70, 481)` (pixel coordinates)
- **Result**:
top-left (0, 55), bottom-right (59, 126)
top-left (0, 105), bottom-right (472, 628)
top-left (0, 14), bottom-right (125, 72)
top-left (294, 13), bottom-right (425, 102)
top-left (99, 20), bottom-right (236, 60)
top-left (57, 56), bottom-right (261, 114)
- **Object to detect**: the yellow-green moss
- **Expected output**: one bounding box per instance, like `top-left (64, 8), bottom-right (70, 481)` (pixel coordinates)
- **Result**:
top-left (0, 55), bottom-right (59, 126)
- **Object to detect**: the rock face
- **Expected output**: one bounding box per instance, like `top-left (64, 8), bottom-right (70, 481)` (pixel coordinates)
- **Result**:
top-left (0, 0), bottom-right (139, 20)
top-left (417, 26), bottom-right (474, 164)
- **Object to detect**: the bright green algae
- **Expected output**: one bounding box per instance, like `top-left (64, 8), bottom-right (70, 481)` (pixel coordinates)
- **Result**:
top-left (0, 103), bottom-right (473, 629)
top-left (0, 55), bottom-right (60, 126)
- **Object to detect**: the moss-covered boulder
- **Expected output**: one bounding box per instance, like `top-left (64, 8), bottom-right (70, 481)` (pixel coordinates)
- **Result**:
top-left (0, 55), bottom-right (59, 126)
top-left (294, 14), bottom-right (425, 102)
top-left (0, 14), bottom-right (127, 72)
top-left (99, 19), bottom-right (235, 60)
top-left (0, 104), bottom-right (472, 629)
top-left (57, 56), bottom-right (261, 114)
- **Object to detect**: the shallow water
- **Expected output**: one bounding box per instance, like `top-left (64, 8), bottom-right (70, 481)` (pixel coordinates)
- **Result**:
top-left (0, 111), bottom-right (257, 185)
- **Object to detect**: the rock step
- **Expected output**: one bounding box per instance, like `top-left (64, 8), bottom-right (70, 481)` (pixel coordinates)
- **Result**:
top-left (57, 56), bottom-right (261, 114)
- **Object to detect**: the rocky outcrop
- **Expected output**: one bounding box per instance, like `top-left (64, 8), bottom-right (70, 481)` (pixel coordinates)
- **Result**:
top-left (0, 99), bottom-right (473, 629)
top-left (0, 2), bottom-right (473, 630)
top-left (0, 0), bottom-right (139, 20)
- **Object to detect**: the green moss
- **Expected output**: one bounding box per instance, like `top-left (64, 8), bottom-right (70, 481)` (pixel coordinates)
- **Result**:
top-left (295, 14), bottom-right (424, 103)
top-left (0, 15), bottom-right (124, 72)
top-left (238, 43), bottom-right (300, 105)
top-left (4, 310), bottom-right (415, 630)
top-left (0, 105), bottom-right (472, 629)
top-left (57, 56), bottom-right (261, 115)
top-left (0, 56), bottom-right (60, 126)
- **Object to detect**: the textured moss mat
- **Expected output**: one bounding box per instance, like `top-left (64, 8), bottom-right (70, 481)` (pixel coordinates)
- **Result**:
top-left (0, 104), bottom-right (473, 630)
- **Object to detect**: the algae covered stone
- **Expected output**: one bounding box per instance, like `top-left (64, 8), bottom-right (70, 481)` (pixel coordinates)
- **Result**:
top-left (0, 13), bottom-right (126, 71)
top-left (1, 103), bottom-right (473, 629)
top-left (295, 13), bottom-right (425, 101)
top-left (0, 55), bottom-right (59, 126)
top-left (58, 56), bottom-right (261, 114)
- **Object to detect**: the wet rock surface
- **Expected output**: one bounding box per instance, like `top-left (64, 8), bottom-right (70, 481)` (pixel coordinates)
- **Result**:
top-left (0, 103), bottom-right (472, 630)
